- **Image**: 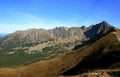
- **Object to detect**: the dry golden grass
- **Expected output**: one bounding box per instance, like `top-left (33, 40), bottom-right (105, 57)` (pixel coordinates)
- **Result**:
top-left (0, 45), bottom-right (88, 77)
top-left (0, 67), bottom-right (26, 77)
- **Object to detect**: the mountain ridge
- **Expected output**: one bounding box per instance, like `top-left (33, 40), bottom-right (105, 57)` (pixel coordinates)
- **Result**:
top-left (0, 21), bottom-right (116, 67)
top-left (0, 21), bottom-right (115, 50)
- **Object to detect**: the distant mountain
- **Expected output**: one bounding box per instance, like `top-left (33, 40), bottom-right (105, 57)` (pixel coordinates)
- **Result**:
top-left (5, 21), bottom-right (114, 43)
top-left (0, 24), bottom-right (119, 77)
top-left (0, 21), bottom-right (114, 51)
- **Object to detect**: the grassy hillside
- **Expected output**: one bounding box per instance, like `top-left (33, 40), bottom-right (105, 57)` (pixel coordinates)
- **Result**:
top-left (0, 45), bottom-right (69, 67)
top-left (0, 30), bottom-right (119, 77)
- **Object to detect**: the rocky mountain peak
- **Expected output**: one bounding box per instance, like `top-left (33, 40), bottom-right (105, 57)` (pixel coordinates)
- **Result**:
top-left (101, 20), bottom-right (109, 25)
top-left (80, 26), bottom-right (86, 29)
top-left (83, 21), bottom-right (115, 41)
top-left (97, 21), bottom-right (114, 33)
top-left (50, 27), bottom-right (69, 38)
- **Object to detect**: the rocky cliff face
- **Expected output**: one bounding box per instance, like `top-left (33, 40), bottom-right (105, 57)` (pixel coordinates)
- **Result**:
top-left (84, 21), bottom-right (114, 39)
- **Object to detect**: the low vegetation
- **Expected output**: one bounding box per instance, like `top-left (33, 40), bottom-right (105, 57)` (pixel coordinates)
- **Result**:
top-left (0, 45), bottom-right (69, 67)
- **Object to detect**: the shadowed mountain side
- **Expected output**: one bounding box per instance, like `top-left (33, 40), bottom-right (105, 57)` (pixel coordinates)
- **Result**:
top-left (84, 21), bottom-right (114, 39)
top-left (62, 30), bottom-right (120, 75)
top-left (73, 21), bottom-right (115, 50)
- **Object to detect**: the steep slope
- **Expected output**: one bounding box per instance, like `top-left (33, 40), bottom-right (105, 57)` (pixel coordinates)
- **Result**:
top-left (62, 30), bottom-right (120, 75)
top-left (0, 29), bottom-right (119, 77)
top-left (84, 21), bottom-right (114, 39)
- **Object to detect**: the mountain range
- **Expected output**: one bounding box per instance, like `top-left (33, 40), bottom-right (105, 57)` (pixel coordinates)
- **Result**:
top-left (0, 21), bottom-right (119, 77)
top-left (0, 21), bottom-right (114, 52)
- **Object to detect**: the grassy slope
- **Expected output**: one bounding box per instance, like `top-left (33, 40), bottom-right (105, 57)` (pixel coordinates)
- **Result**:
top-left (0, 44), bottom-right (88, 77)
top-left (0, 30), bottom-right (120, 77)
top-left (0, 45), bottom-right (69, 67)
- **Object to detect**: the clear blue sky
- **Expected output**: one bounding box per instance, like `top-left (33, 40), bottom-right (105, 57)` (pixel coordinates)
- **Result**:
top-left (0, 0), bottom-right (120, 33)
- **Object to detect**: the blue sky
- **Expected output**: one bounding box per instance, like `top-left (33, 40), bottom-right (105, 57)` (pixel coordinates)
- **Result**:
top-left (0, 0), bottom-right (120, 33)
